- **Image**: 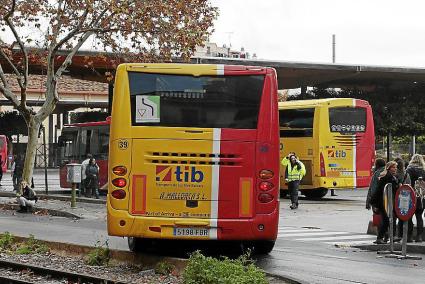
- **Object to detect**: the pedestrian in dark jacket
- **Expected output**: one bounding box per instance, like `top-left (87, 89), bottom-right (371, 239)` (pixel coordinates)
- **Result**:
top-left (370, 161), bottom-right (399, 244)
top-left (395, 157), bottom-right (411, 185)
top-left (85, 158), bottom-right (99, 199)
top-left (13, 155), bottom-right (24, 191)
top-left (400, 154), bottom-right (425, 242)
top-left (366, 158), bottom-right (386, 210)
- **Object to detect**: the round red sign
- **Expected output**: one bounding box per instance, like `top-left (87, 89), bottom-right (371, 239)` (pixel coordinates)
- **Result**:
top-left (395, 184), bottom-right (416, 221)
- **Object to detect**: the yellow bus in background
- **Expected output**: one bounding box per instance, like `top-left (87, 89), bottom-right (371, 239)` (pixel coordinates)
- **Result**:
top-left (279, 98), bottom-right (375, 199)
top-left (107, 63), bottom-right (280, 254)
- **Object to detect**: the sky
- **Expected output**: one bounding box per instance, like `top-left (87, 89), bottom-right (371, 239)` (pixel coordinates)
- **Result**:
top-left (209, 0), bottom-right (425, 68)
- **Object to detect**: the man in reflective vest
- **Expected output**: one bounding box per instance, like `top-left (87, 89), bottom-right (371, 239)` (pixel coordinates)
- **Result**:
top-left (281, 152), bottom-right (306, 209)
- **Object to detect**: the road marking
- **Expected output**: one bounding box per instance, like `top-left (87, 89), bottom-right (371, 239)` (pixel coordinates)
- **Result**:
top-left (296, 234), bottom-right (374, 241)
top-left (327, 240), bottom-right (376, 245)
top-left (279, 231), bottom-right (348, 237)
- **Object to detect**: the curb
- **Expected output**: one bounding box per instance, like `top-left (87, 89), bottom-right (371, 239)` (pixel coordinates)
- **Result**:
top-left (354, 243), bottom-right (425, 255)
top-left (0, 191), bottom-right (105, 205)
top-left (265, 271), bottom-right (305, 284)
top-left (0, 203), bottom-right (81, 219)
top-left (1, 234), bottom-right (188, 273)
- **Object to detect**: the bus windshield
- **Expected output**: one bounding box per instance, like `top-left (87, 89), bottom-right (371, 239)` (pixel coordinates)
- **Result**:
top-left (329, 107), bottom-right (366, 133)
top-left (129, 72), bottom-right (264, 129)
top-left (279, 108), bottom-right (314, 137)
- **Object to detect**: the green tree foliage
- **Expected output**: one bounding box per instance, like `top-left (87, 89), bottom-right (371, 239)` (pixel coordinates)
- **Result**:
top-left (288, 85), bottom-right (425, 136)
top-left (0, 0), bottom-right (218, 184)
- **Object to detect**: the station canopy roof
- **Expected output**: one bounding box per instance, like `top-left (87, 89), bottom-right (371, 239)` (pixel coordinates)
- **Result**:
top-left (2, 49), bottom-right (425, 90)
top-left (195, 57), bottom-right (425, 90)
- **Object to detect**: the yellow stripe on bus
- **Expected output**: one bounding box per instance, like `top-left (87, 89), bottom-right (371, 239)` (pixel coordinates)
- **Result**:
top-left (125, 63), bottom-right (222, 76)
top-left (239, 177), bottom-right (253, 217)
top-left (131, 175), bottom-right (146, 215)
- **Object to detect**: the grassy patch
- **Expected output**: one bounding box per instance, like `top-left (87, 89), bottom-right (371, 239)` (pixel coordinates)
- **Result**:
top-left (155, 260), bottom-right (175, 275)
top-left (15, 234), bottom-right (49, 254)
top-left (0, 232), bottom-right (15, 252)
top-left (183, 250), bottom-right (268, 284)
top-left (85, 240), bottom-right (110, 266)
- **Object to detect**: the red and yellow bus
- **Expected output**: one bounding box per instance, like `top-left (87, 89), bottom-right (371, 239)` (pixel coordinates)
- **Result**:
top-left (107, 63), bottom-right (280, 253)
top-left (279, 98), bottom-right (375, 198)
top-left (57, 120), bottom-right (110, 190)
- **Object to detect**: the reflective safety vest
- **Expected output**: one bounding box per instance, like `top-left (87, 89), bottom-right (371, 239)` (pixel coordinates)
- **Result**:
top-left (281, 157), bottom-right (306, 182)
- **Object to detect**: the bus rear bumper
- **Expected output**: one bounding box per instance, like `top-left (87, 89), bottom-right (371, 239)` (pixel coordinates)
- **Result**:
top-left (107, 202), bottom-right (278, 241)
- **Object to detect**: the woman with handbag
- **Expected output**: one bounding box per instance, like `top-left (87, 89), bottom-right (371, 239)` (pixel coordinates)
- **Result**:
top-left (370, 161), bottom-right (399, 244)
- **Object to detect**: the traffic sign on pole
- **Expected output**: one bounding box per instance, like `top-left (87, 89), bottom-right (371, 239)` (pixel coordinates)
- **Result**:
top-left (395, 184), bottom-right (416, 221)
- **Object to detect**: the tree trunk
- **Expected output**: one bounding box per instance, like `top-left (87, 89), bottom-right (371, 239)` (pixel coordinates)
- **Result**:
top-left (22, 116), bottom-right (41, 185)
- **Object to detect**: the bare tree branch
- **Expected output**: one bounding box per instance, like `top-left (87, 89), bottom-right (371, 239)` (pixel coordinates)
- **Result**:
top-left (56, 31), bottom-right (93, 77)
top-left (52, 4), bottom-right (90, 53)
top-left (0, 64), bottom-right (20, 108)
top-left (0, 48), bottom-right (24, 89)
top-left (50, 0), bottom-right (65, 46)
top-left (3, 0), bottom-right (29, 105)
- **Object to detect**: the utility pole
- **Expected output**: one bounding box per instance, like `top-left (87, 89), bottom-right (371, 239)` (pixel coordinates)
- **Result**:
top-left (332, 34), bottom-right (336, 63)
top-left (225, 31), bottom-right (234, 48)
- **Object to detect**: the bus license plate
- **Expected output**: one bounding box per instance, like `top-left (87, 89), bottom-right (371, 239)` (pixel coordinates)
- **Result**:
top-left (173, 227), bottom-right (209, 237)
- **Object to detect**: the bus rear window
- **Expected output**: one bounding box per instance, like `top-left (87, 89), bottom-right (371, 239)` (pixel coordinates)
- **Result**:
top-left (279, 108), bottom-right (314, 137)
top-left (128, 72), bottom-right (264, 129)
top-left (329, 107), bottom-right (366, 133)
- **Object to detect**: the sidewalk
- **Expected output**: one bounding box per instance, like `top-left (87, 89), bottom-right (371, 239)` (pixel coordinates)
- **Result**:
top-left (0, 190), bottom-right (106, 220)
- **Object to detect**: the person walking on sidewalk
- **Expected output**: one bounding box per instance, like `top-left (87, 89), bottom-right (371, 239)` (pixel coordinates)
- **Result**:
top-left (85, 158), bottom-right (100, 199)
top-left (370, 161), bottom-right (399, 244)
top-left (16, 181), bottom-right (38, 213)
top-left (81, 154), bottom-right (94, 197)
top-left (281, 152), bottom-right (306, 209)
top-left (366, 158), bottom-right (386, 210)
top-left (399, 154), bottom-right (425, 242)
top-left (12, 155), bottom-right (24, 191)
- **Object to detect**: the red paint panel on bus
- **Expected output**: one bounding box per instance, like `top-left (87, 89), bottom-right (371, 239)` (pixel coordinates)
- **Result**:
top-left (223, 65), bottom-right (267, 75)
top-left (355, 99), bottom-right (375, 187)
top-left (216, 68), bottom-right (279, 240)
top-left (217, 130), bottom-right (256, 221)
top-left (0, 135), bottom-right (8, 173)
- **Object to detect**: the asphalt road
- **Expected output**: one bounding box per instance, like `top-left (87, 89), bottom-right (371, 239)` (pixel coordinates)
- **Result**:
top-left (1, 170), bottom-right (425, 283)
top-left (265, 191), bottom-right (425, 284)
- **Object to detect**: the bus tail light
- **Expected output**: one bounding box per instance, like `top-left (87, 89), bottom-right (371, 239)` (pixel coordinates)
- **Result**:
top-left (112, 178), bottom-right (127, 188)
top-left (258, 193), bottom-right (274, 203)
top-left (259, 181), bottom-right (274, 191)
top-left (320, 152), bottom-right (326, 177)
top-left (113, 166), bottom-right (127, 176)
top-left (111, 189), bottom-right (126, 199)
top-left (259, 169), bottom-right (274, 179)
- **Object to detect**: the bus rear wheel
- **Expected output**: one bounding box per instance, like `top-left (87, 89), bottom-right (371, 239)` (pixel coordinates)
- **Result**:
top-left (302, 188), bottom-right (328, 199)
top-left (254, 240), bottom-right (276, 255)
top-left (128, 237), bottom-right (149, 252)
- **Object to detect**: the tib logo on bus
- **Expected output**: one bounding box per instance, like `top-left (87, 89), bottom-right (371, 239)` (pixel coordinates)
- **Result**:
top-left (328, 149), bottom-right (346, 158)
top-left (155, 166), bottom-right (204, 182)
